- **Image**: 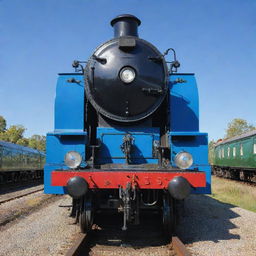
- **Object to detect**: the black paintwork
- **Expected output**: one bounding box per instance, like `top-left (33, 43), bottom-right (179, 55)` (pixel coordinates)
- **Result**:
top-left (67, 176), bottom-right (88, 198)
top-left (167, 176), bottom-right (191, 200)
top-left (84, 15), bottom-right (168, 122)
top-left (111, 14), bottom-right (141, 38)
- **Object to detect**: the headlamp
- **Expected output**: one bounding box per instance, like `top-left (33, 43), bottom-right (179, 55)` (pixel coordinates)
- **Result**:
top-left (64, 151), bottom-right (82, 169)
top-left (174, 151), bottom-right (193, 169)
top-left (119, 67), bottom-right (136, 83)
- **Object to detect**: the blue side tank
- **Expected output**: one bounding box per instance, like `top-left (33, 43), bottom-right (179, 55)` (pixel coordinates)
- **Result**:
top-left (44, 72), bottom-right (211, 194)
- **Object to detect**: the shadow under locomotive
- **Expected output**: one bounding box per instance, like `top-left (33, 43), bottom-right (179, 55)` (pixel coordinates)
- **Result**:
top-left (176, 195), bottom-right (240, 244)
top-left (87, 195), bottom-right (240, 249)
top-left (89, 210), bottom-right (170, 249)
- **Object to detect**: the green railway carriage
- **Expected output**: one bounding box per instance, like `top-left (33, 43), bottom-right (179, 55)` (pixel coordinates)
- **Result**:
top-left (0, 140), bottom-right (45, 185)
top-left (212, 130), bottom-right (256, 182)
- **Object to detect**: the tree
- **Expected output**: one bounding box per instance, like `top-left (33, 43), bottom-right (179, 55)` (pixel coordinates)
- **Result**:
top-left (0, 116), bottom-right (6, 132)
top-left (0, 117), bottom-right (46, 152)
top-left (16, 138), bottom-right (29, 147)
top-left (225, 118), bottom-right (255, 139)
top-left (0, 125), bottom-right (26, 143)
top-left (28, 135), bottom-right (46, 152)
top-left (208, 140), bottom-right (216, 164)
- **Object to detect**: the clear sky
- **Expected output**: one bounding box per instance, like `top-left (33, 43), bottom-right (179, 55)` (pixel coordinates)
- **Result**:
top-left (0, 0), bottom-right (255, 141)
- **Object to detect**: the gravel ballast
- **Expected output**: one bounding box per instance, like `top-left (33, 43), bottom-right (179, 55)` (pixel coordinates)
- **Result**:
top-left (0, 190), bottom-right (57, 226)
top-left (0, 192), bottom-right (255, 255)
top-left (177, 194), bottom-right (256, 256)
top-left (0, 195), bottom-right (79, 256)
top-left (0, 184), bottom-right (44, 204)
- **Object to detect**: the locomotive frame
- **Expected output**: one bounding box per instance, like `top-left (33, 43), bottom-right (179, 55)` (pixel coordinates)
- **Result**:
top-left (44, 14), bottom-right (211, 235)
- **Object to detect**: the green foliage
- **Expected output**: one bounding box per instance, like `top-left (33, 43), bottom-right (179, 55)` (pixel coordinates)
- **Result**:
top-left (0, 115), bottom-right (46, 152)
top-left (225, 118), bottom-right (255, 139)
top-left (0, 116), bottom-right (7, 132)
top-left (0, 125), bottom-right (26, 143)
top-left (16, 138), bottom-right (29, 147)
top-left (28, 135), bottom-right (46, 152)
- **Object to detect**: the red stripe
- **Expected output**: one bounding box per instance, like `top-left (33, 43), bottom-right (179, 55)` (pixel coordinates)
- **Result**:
top-left (51, 171), bottom-right (206, 189)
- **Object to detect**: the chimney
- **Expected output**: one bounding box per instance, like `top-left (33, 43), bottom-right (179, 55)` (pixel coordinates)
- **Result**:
top-left (110, 14), bottom-right (141, 38)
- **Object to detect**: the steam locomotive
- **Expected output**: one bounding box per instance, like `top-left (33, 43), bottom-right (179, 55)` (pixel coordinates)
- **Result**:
top-left (44, 14), bottom-right (211, 235)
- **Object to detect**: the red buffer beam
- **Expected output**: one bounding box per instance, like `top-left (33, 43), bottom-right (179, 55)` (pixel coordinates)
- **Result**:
top-left (52, 171), bottom-right (206, 189)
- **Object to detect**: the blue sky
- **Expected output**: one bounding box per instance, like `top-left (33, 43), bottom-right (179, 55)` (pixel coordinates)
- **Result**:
top-left (0, 0), bottom-right (255, 141)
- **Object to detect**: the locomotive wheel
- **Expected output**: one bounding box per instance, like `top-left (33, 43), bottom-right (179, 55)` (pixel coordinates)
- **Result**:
top-left (162, 194), bottom-right (176, 237)
top-left (79, 195), bottom-right (94, 233)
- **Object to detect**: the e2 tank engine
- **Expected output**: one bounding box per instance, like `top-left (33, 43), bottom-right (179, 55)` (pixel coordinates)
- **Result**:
top-left (44, 14), bottom-right (211, 234)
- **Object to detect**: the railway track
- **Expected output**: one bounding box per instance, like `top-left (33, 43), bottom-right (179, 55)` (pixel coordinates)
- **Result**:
top-left (212, 173), bottom-right (256, 187)
top-left (0, 179), bottom-right (43, 192)
top-left (211, 166), bottom-right (256, 185)
top-left (65, 211), bottom-right (190, 256)
top-left (0, 185), bottom-right (44, 204)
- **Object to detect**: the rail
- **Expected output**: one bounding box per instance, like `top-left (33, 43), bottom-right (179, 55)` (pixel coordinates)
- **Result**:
top-left (0, 185), bottom-right (44, 204)
top-left (172, 236), bottom-right (191, 256)
top-left (65, 233), bottom-right (190, 256)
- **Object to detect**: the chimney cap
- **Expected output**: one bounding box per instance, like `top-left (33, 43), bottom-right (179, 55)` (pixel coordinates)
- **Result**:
top-left (111, 14), bottom-right (141, 27)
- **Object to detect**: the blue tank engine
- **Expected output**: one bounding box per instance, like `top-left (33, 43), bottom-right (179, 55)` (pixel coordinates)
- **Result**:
top-left (44, 14), bottom-right (211, 235)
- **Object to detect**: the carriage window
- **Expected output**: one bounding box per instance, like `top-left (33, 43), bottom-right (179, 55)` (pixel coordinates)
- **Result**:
top-left (240, 144), bottom-right (243, 156)
top-left (222, 148), bottom-right (224, 158)
top-left (254, 144), bottom-right (256, 154)
top-left (233, 147), bottom-right (236, 157)
top-left (218, 149), bottom-right (221, 158)
top-left (227, 147), bottom-right (230, 157)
